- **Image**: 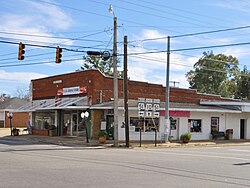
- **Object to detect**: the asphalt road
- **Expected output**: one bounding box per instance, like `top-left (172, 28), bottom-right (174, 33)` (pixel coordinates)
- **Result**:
top-left (0, 138), bottom-right (250, 188)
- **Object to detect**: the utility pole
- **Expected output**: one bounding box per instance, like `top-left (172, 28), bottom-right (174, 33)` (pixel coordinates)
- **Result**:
top-left (164, 36), bottom-right (170, 143)
top-left (124, 36), bottom-right (129, 147)
top-left (113, 16), bottom-right (119, 147)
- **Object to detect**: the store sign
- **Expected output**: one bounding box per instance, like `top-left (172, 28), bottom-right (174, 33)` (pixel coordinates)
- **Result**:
top-left (53, 80), bottom-right (62, 84)
top-left (57, 86), bottom-right (87, 96)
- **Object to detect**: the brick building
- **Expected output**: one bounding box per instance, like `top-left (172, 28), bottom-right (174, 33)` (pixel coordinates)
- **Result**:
top-left (18, 69), bottom-right (250, 141)
top-left (0, 98), bottom-right (29, 128)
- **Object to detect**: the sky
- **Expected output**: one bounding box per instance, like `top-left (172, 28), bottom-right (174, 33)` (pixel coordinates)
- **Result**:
top-left (1, 0), bottom-right (250, 97)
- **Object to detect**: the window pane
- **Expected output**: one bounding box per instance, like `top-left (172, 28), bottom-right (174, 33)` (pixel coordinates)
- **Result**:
top-left (189, 119), bottom-right (202, 132)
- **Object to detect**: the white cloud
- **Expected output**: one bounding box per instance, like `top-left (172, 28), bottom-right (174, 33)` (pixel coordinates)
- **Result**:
top-left (212, 1), bottom-right (250, 13)
top-left (0, 70), bottom-right (47, 82)
top-left (27, 1), bottom-right (73, 30)
top-left (0, 0), bottom-right (73, 46)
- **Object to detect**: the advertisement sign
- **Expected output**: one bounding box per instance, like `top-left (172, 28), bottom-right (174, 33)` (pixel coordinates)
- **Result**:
top-left (57, 86), bottom-right (87, 96)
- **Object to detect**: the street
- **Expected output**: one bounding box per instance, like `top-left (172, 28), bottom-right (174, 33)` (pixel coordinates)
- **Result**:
top-left (0, 138), bottom-right (250, 188)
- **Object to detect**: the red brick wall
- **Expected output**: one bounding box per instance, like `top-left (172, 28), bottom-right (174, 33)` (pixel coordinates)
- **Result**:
top-left (5, 112), bottom-right (29, 128)
top-left (32, 69), bottom-right (238, 104)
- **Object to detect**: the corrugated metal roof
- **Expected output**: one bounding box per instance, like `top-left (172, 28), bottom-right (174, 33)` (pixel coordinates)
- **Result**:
top-left (0, 98), bottom-right (29, 110)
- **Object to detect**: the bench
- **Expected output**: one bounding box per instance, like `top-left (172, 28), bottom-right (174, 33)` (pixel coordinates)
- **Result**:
top-left (211, 131), bottom-right (225, 140)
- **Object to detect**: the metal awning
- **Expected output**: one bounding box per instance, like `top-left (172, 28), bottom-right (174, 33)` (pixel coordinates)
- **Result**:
top-left (15, 96), bottom-right (89, 112)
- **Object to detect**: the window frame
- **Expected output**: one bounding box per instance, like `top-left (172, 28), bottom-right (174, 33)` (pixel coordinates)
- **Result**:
top-left (188, 119), bottom-right (202, 133)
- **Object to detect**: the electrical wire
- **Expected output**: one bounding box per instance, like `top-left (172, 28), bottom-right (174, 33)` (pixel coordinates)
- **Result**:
top-left (89, 0), bottom-right (213, 28)
top-left (130, 55), bottom-right (250, 78)
top-left (0, 57), bottom-right (83, 68)
top-left (136, 0), bottom-right (239, 25)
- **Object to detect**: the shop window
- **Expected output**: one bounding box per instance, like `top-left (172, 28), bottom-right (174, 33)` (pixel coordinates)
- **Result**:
top-left (130, 117), bottom-right (159, 132)
top-left (34, 112), bottom-right (55, 130)
top-left (189, 119), bottom-right (202, 133)
top-left (170, 117), bottom-right (177, 130)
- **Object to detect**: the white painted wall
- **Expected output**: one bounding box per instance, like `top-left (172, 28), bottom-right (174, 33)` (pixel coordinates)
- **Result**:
top-left (118, 109), bottom-right (250, 141)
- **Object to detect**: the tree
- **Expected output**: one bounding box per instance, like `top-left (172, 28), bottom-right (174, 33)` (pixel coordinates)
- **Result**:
top-left (235, 65), bottom-right (250, 100)
top-left (14, 86), bottom-right (30, 100)
top-left (80, 54), bottom-right (123, 78)
top-left (186, 51), bottom-right (240, 98)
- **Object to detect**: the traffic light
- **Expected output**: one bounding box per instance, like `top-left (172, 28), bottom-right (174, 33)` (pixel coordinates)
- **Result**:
top-left (18, 42), bottom-right (25, 60)
top-left (87, 51), bottom-right (101, 56)
top-left (55, 47), bottom-right (62, 63)
top-left (86, 51), bottom-right (110, 61)
top-left (102, 51), bottom-right (110, 61)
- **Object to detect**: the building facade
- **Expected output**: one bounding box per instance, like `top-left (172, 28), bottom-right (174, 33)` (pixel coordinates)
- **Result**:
top-left (18, 69), bottom-right (250, 141)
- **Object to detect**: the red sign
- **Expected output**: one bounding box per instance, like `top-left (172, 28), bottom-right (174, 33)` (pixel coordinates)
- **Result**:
top-left (160, 110), bottom-right (190, 117)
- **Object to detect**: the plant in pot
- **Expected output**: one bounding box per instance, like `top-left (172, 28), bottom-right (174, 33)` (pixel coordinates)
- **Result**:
top-left (180, 133), bottom-right (192, 143)
top-left (98, 130), bottom-right (108, 144)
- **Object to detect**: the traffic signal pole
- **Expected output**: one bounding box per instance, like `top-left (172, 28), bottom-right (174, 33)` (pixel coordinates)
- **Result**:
top-left (113, 16), bottom-right (119, 147)
top-left (124, 36), bottom-right (129, 147)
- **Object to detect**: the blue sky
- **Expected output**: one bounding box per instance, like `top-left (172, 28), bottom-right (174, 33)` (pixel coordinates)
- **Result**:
top-left (1, 0), bottom-right (250, 96)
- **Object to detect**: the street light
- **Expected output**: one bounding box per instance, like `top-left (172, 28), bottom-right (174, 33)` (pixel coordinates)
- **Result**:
top-left (7, 112), bottom-right (13, 136)
top-left (109, 4), bottom-right (119, 147)
top-left (81, 111), bottom-right (89, 143)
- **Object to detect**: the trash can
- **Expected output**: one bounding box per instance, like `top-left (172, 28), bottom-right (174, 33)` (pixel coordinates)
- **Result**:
top-left (226, 129), bottom-right (233, 140)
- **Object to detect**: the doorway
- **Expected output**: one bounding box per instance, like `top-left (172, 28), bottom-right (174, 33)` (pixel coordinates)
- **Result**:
top-left (170, 117), bottom-right (179, 140)
top-left (240, 119), bottom-right (246, 139)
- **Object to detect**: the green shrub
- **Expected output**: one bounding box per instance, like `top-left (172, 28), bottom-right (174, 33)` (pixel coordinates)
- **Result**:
top-left (98, 130), bottom-right (108, 137)
top-left (180, 133), bottom-right (192, 140)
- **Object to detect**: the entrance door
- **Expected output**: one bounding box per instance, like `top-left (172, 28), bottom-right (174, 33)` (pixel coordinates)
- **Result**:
top-left (170, 117), bottom-right (179, 140)
top-left (106, 115), bottom-right (114, 140)
top-left (71, 113), bottom-right (78, 136)
top-left (240, 119), bottom-right (245, 139)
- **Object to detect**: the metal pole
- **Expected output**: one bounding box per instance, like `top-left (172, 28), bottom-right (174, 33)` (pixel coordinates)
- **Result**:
top-left (164, 36), bottom-right (171, 143)
top-left (10, 118), bottom-right (13, 136)
top-left (124, 36), bottom-right (129, 147)
top-left (85, 117), bottom-right (89, 143)
top-left (113, 16), bottom-right (119, 147)
top-left (155, 128), bottom-right (157, 147)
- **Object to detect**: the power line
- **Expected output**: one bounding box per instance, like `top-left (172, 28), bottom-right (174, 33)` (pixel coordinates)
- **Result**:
top-left (89, 0), bottom-right (213, 28)
top-left (130, 55), bottom-right (250, 78)
top-left (124, 40), bottom-right (250, 56)
top-left (172, 25), bottom-right (250, 38)
top-left (0, 57), bottom-right (83, 68)
top-left (34, 0), bottom-right (181, 34)
top-left (128, 25), bottom-right (250, 44)
top-left (137, 0), bottom-right (238, 26)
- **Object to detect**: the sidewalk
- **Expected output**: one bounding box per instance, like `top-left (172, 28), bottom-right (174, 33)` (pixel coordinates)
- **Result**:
top-left (1, 128), bottom-right (250, 148)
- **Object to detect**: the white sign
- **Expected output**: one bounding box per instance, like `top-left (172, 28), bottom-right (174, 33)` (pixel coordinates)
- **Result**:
top-left (153, 104), bottom-right (160, 111)
top-left (138, 98), bottom-right (145, 102)
top-left (153, 99), bottom-right (160, 103)
top-left (101, 121), bottom-right (106, 130)
top-left (60, 86), bottom-right (87, 96)
top-left (53, 80), bottom-right (62, 84)
top-left (138, 103), bottom-right (145, 110)
top-left (63, 86), bottom-right (81, 95)
top-left (146, 111), bottom-right (152, 117)
top-left (146, 103), bottom-right (153, 111)
top-left (146, 98), bottom-right (153, 103)
top-left (138, 111), bottom-right (144, 117)
top-left (153, 112), bottom-right (160, 118)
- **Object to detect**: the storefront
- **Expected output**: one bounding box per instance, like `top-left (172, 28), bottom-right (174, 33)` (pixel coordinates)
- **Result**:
top-left (16, 69), bottom-right (250, 141)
